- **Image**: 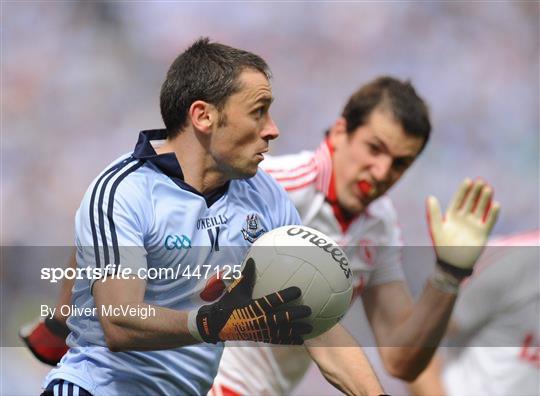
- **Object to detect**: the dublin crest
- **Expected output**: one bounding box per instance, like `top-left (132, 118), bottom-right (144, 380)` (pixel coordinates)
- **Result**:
top-left (241, 213), bottom-right (266, 243)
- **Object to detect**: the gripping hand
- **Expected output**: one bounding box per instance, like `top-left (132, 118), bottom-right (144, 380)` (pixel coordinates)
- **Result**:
top-left (191, 259), bottom-right (312, 344)
top-left (19, 317), bottom-right (70, 366)
top-left (427, 178), bottom-right (500, 278)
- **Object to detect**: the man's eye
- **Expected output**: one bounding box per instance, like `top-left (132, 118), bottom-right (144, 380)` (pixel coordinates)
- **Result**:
top-left (255, 107), bottom-right (266, 118)
top-left (393, 159), bottom-right (409, 170)
top-left (368, 143), bottom-right (381, 154)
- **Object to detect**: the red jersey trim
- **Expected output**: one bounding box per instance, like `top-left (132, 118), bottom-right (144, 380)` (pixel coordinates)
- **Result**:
top-left (322, 139), bottom-right (359, 233)
top-left (272, 164), bottom-right (317, 182)
top-left (284, 177), bottom-right (317, 191)
top-left (263, 159), bottom-right (315, 176)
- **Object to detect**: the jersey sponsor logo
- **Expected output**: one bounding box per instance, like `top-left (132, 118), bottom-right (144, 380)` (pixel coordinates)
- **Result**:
top-left (286, 227), bottom-right (351, 279)
top-left (520, 332), bottom-right (540, 368)
top-left (356, 239), bottom-right (377, 266)
top-left (164, 234), bottom-right (192, 250)
top-left (241, 214), bottom-right (266, 243)
top-left (351, 275), bottom-right (366, 302)
top-left (197, 214), bottom-right (229, 230)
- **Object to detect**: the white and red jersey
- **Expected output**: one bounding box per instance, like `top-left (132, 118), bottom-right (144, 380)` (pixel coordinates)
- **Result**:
top-left (442, 230), bottom-right (540, 396)
top-left (211, 140), bottom-right (405, 395)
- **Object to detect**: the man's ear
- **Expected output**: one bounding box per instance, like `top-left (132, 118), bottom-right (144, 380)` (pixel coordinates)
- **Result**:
top-left (188, 101), bottom-right (218, 133)
top-left (328, 117), bottom-right (348, 149)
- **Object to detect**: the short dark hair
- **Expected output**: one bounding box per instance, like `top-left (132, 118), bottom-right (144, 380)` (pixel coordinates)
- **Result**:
top-left (160, 37), bottom-right (271, 138)
top-left (341, 76), bottom-right (431, 149)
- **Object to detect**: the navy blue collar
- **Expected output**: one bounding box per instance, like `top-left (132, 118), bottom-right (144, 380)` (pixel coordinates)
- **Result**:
top-left (133, 129), bottom-right (229, 207)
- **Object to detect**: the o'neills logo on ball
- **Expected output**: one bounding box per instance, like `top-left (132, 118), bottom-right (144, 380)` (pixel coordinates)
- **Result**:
top-left (286, 227), bottom-right (351, 279)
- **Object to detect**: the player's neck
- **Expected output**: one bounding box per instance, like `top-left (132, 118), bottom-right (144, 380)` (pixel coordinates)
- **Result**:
top-left (156, 134), bottom-right (228, 195)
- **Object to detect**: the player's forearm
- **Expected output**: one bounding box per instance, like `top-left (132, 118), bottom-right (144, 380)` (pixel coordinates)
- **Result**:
top-left (98, 303), bottom-right (199, 351)
top-left (306, 324), bottom-right (384, 396)
top-left (54, 248), bottom-right (78, 323)
top-left (407, 353), bottom-right (446, 396)
top-left (380, 281), bottom-right (456, 381)
top-left (311, 348), bottom-right (384, 396)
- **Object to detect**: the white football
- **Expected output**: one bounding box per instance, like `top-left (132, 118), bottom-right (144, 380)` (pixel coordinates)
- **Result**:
top-left (242, 225), bottom-right (353, 339)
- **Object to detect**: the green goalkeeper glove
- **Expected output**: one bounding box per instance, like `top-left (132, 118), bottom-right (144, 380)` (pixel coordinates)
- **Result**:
top-left (427, 178), bottom-right (500, 279)
top-left (188, 258), bottom-right (312, 344)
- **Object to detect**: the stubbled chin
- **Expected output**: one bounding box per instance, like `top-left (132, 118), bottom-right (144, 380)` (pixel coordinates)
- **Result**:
top-left (227, 165), bottom-right (258, 180)
top-left (242, 166), bottom-right (259, 178)
top-left (339, 198), bottom-right (365, 217)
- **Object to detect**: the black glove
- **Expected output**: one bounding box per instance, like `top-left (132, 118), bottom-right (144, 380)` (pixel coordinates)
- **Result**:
top-left (194, 258), bottom-right (312, 344)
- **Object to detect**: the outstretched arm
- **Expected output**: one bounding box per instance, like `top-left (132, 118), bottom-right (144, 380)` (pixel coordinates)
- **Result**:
top-left (363, 179), bottom-right (500, 381)
top-left (407, 353), bottom-right (446, 396)
top-left (306, 323), bottom-right (385, 396)
top-left (362, 280), bottom-right (455, 381)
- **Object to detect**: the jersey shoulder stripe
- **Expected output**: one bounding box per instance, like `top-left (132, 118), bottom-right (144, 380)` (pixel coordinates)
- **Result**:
top-left (106, 160), bottom-right (145, 265)
top-left (263, 159), bottom-right (315, 174)
top-left (270, 163), bottom-right (316, 182)
top-left (246, 167), bottom-right (297, 209)
top-left (89, 157), bottom-right (134, 268)
top-left (262, 152), bottom-right (318, 191)
top-left (89, 156), bottom-right (143, 268)
top-left (282, 174), bottom-right (318, 191)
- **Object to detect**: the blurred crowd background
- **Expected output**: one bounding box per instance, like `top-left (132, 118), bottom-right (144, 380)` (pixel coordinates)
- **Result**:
top-left (2, 2), bottom-right (538, 395)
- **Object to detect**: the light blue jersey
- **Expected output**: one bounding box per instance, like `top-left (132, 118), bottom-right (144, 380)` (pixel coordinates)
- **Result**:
top-left (45, 129), bottom-right (301, 396)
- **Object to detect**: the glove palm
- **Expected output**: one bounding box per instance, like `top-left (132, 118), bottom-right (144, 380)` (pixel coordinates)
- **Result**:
top-left (427, 179), bottom-right (500, 274)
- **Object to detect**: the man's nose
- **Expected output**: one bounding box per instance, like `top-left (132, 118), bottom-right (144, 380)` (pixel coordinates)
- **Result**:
top-left (261, 114), bottom-right (280, 140)
top-left (371, 155), bottom-right (393, 182)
